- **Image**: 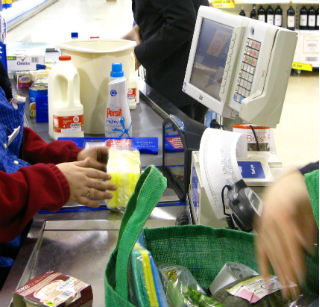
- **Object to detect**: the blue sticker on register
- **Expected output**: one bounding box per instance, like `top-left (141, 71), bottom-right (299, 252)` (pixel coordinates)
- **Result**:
top-left (238, 161), bottom-right (266, 179)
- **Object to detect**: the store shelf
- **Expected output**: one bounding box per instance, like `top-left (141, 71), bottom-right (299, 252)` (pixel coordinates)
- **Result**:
top-left (235, 0), bottom-right (319, 4)
top-left (2, 0), bottom-right (57, 31)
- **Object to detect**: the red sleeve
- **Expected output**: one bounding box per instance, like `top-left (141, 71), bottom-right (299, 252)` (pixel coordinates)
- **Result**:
top-left (22, 127), bottom-right (82, 164)
top-left (0, 163), bottom-right (69, 242)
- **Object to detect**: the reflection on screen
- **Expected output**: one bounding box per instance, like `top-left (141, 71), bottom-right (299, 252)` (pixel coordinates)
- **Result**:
top-left (190, 18), bottom-right (233, 101)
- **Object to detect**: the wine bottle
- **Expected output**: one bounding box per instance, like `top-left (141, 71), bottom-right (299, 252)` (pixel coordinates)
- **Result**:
top-left (258, 6), bottom-right (266, 22)
top-left (275, 5), bottom-right (283, 27)
top-left (316, 7), bottom-right (319, 30)
top-left (299, 6), bottom-right (308, 30)
top-left (250, 4), bottom-right (257, 19)
top-left (266, 5), bottom-right (274, 25)
top-left (308, 6), bottom-right (316, 30)
top-left (287, 1), bottom-right (295, 31)
top-left (239, 7), bottom-right (246, 16)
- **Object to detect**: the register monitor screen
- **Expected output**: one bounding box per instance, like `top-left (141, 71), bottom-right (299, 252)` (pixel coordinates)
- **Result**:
top-left (190, 19), bottom-right (232, 102)
top-left (183, 6), bottom-right (297, 127)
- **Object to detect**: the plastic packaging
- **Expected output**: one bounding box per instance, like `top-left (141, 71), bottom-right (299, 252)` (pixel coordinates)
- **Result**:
top-left (209, 262), bottom-right (259, 296)
top-left (105, 63), bottom-right (132, 138)
top-left (130, 233), bottom-right (168, 307)
top-left (105, 145), bottom-right (140, 209)
top-left (287, 294), bottom-right (319, 307)
top-left (48, 55), bottom-right (84, 140)
top-left (158, 264), bottom-right (223, 307)
top-left (212, 275), bottom-right (286, 306)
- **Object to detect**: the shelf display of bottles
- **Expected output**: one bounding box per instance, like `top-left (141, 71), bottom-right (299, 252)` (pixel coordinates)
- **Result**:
top-left (287, 1), bottom-right (296, 30)
top-left (229, 2), bottom-right (319, 68)
top-left (275, 5), bottom-right (283, 27)
top-left (236, 3), bottom-right (319, 31)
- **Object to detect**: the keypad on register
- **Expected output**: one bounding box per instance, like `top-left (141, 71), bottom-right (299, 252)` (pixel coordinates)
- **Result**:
top-left (233, 38), bottom-right (261, 104)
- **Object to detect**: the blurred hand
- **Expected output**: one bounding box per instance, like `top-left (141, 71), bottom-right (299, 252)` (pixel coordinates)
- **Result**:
top-left (254, 170), bottom-right (317, 299)
top-left (134, 53), bottom-right (141, 71)
top-left (77, 146), bottom-right (109, 171)
top-left (122, 25), bottom-right (141, 71)
top-left (57, 159), bottom-right (117, 207)
top-left (122, 24), bottom-right (141, 45)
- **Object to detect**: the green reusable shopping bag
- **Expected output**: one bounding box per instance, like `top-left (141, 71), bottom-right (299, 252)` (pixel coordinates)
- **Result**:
top-left (104, 165), bottom-right (319, 307)
top-left (104, 165), bottom-right (257, 307)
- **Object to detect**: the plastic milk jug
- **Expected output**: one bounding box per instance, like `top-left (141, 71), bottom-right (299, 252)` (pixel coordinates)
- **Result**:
top-left (105, 63), bottom-right (132, 137)
top-left (127, 53), bottom-right (139, 109)
top-left (48, 55), bottom-right (84, 140)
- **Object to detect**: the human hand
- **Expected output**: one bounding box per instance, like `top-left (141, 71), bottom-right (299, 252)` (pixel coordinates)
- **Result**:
top-left (134, 53), bottom-right (141, 71)
top-left (254, 170), bottom-right (317, 299)
top-left (122, 24), bottom-right (141, 45)
top-left (77, 146), bottom-right (109, 171)
top-left (57, 159), bottom-right (117, 207)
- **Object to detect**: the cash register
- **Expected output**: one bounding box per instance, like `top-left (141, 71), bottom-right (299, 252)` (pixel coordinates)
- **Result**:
top-left (168, 6), bottom-right (297, 230)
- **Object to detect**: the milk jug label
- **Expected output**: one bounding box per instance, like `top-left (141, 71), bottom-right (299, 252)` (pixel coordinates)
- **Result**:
top-left (127, 88), bottom-right (137, 101)
top-left (105, 107), bottom-right (132, 137)
top-left (53, 115), bottom-right (84, 133)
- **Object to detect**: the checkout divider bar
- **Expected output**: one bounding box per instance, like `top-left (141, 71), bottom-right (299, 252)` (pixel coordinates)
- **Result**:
top-left (38, 201), bottom-right (186, 214)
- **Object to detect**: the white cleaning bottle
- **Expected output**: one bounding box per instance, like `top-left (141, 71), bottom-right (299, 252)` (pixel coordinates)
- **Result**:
top-left (48, 55), bottom-right (84, 140)
top-left (105, 63), bottom-right (132, 137)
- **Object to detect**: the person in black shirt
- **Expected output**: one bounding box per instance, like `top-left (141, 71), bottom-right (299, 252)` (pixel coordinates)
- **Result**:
top-left (123, 0), bottom-right (209, 123)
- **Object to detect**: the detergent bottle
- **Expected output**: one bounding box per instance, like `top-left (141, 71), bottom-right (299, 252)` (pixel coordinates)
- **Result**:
top-left (48, 55), bottom-right (84, 140)
top-left (105, 63), bottom-right (132, 138)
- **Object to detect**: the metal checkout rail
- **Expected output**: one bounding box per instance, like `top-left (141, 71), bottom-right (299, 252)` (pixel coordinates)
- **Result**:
top-left (0, 81), bottom-right (206, 307)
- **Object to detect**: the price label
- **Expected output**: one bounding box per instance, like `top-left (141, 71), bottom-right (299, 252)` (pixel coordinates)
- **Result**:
top-left (292, 62), bottom-right (313, 71)
top-left (210, 0), bottom-right (235, 8)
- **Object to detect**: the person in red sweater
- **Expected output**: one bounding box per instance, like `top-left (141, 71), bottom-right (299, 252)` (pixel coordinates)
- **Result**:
top-left (0, 132), bottom-right (117, 242)
top-left (0, 62), bottom-right (117, 243)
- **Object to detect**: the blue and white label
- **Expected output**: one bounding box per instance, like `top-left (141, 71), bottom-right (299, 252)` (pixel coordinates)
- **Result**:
top-left (110, 89), bottom-right (117, 96)
top-left (238, 161), bottom-right (266, 179)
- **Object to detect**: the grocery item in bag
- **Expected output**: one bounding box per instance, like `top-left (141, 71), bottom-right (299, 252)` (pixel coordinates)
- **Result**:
top-left (209, 262), bottom-right (259, 296)
top-left (158, 264), bottom-right (223, 307)
top-left (130, 234), bottom-right (168, 307)
top-left (212, 275), bottom-right (288, 306)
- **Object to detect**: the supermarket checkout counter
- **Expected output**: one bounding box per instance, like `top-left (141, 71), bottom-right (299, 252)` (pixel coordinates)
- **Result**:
top-left (0, 82), bottom-right (206, 307)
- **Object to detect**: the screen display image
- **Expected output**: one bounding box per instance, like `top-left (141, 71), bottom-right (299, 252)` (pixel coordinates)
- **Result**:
top-left (190, 18), bottom-right (233, 101)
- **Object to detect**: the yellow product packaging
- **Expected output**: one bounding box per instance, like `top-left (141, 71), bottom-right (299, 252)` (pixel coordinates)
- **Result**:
top-left (106, 148), bottom-right (141, 209)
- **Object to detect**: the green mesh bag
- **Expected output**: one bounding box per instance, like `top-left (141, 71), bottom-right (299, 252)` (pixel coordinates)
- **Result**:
top-left (104, 165), bottom-right (318, 307)
top-left (104, 165), bottom-right (257, 307)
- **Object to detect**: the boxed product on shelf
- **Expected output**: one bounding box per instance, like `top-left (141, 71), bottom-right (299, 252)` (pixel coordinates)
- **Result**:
top-left (6, 42), bottom-right (48, 73)
top-left (7, 49), bottom-right (45, 72)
